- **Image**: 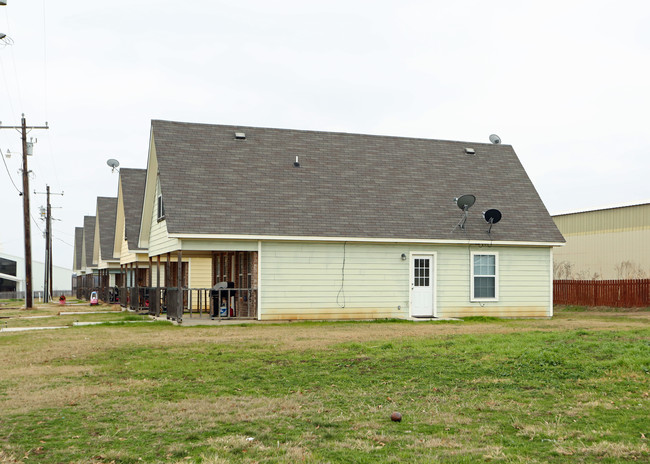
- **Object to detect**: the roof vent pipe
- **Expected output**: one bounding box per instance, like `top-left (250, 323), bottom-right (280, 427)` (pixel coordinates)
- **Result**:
top-left (293, 156), bottom-right (300, 168)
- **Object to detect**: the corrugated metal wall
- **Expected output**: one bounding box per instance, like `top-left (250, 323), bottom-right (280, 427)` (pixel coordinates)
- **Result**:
top-left (553, 203), bottom-right (650, 280)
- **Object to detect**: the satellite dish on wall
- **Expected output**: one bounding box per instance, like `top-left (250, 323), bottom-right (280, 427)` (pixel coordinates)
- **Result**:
top-left (483, 208), bottom-right (502, 234)
top-left (489, 134), bottom-right (501, 144)
top-left (106, 158), bottom-right (120, 173)
top-left (453, 194), bottom-right (476, 231)
top-left (455, 194), bottom-right (476, 211)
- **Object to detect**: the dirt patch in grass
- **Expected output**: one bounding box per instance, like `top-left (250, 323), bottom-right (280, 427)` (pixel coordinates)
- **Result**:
top-left (133, 395), bottom-right (318, 427)
top-left (202, 435), bottom-right (313, 463)
top-left (553, 441), bottom-right (650, 460)
top-left (1, 377), bottom-right (155, 415)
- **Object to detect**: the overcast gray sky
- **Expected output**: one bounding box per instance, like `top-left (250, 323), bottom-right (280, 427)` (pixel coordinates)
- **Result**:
top-left (1, 0), bottom-right (649, 269)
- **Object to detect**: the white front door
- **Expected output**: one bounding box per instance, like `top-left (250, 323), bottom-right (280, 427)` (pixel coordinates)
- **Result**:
top-left (410, 254), bottom-right (435, 317)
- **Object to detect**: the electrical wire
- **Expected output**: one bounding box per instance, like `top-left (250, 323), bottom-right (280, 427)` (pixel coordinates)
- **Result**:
top-left (336, 241), bottom-right (347, 308)
top-left (3, 8), bottom-right (23, 111)
top-left (31, 213), bottom-right (44, 233)
top-left (52, 228), bottom-right (75, 238)
top-left (54, 236), bottom-right (73, 248)
top-left (0, 9), bottom-right (18, 121)
top-left (42, 0), bottom-right (48, 118)
top-left (0, 147), bottom-right (22, 194)
top-left (0, 54), bottom-right (18, 122)
top-left (39, 0), bottom-right (60, 190)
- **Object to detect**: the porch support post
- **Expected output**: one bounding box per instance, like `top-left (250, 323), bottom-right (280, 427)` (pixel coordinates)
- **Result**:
top-left (177, 250), bottom-right (183, 313)
top-left (251, 250), bottom-right (259, 319)
top-left (156, 255), bottom-right (161, 317)
top-left (165, 252), bottom-right (170, 288)
top-left (135, 260), bottom-right (140, 310)
top-left (148, 257), bottom-right (153, 288)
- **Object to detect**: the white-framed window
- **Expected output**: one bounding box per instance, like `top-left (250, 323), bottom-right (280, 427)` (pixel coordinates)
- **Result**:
top-left (471, 252), bottom-right (498, 301)
top-left (157, 194), bottom-right (165, 221)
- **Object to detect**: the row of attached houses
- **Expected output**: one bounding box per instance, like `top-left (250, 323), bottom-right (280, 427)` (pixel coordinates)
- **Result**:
top-left (73, 120), bottom-right (565, 321)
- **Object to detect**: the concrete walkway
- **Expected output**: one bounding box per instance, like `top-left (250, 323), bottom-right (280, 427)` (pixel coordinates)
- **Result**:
top-left (0, 319), bottom-right (158, 333)
top-left (151, 315), bottom-right (259, 326)
top-left (154, 315), bottom-right (462, 326)
top-left (59, 310), bottom-right (124, 315)
top-left (1, 326), bottom-right (68, 332)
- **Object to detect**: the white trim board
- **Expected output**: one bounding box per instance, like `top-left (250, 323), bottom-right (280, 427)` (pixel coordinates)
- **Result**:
top-left (167, 233), bottom-right (564, 247)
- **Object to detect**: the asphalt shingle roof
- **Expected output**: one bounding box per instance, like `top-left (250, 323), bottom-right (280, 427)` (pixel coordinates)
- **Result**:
top-left (96, 197), bottom-right (118, 261)
top-left (119, 168), bottom-right (147, 251)
top-left (74, 227), bottom-right (83, 270)
top-left (83, 215), bottom-right (96, 267)
top-left (152, 120), bottom-right (564, 243)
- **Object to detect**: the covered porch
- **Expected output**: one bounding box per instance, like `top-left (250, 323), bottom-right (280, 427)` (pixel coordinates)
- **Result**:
top-left (139, 250), bottom-right (258, 321)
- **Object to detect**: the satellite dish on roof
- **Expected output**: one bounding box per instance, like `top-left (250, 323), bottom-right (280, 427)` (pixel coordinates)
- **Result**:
top-left (483, 209), bottom-right (502, 234)
top-left (483, 209), bottom-right (502, 224)
top-left (106, 158), bottom-right (120, 173)
top-left (489, 134), bottom-right (501, 144)
top-left (455, 194), bottom-right (476, 211)
top-left (453, 194), bottom-right (476, 231)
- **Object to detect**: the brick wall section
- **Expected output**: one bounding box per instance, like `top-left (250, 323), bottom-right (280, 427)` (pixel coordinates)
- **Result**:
top-left (210, 251), bottom-right (257, 318)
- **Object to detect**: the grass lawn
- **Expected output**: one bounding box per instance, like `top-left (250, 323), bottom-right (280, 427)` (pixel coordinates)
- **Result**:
top-left (0, 308), bottom-right (648, 463)
top-left (0, 301), bottom-right (142, 329)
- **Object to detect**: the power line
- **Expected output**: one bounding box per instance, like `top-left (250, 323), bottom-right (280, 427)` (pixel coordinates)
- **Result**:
top-left (54, 236), bottom-right (73, 248)
top-left (2, 8), bottom-right (23, 110)
top-left (0, 147), bottom-right (21, 194)
top-left (31, 213), bottom-right (43, 233)
top-left (0, 53), bottom-right (18, 120)
top-left (41, 0), bottom-right (48, 119)
top-left (52, 228), bottom-right (75, 238)
top-left (39, 0), bottom-right (60, 190)
top-left (1, 9), bottom-right (18, 120)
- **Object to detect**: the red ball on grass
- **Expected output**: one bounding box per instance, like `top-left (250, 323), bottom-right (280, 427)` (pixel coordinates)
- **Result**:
top-left (390, 412), bottom-right (402, 422)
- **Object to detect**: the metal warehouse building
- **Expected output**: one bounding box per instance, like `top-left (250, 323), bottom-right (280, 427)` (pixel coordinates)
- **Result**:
top-left (552, 202), bottom-right (650, 280)
top-left (0, 252), bottom-right (72, 296)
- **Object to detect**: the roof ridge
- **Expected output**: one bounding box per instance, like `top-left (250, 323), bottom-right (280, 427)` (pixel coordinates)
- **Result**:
top-left (151, 119), bottom-right (509, 147)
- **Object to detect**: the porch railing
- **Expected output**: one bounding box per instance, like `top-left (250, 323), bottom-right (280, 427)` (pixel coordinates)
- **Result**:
top-left (115, 286), bottom-right (257, 321)
top-left (155, 287), bottom-right (257, 322)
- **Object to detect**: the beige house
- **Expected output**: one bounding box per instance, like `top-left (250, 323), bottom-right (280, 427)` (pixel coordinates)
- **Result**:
top-left (73, 215), bottom-right (98, 298)
top-left (553, 202), bottom-right (650, 280)
top-left (137, 120), bottom-right (564, 320)
top-left (113, 168), bottom-right (156, 305)
top-left (93, 197), bottom-right (120, 298)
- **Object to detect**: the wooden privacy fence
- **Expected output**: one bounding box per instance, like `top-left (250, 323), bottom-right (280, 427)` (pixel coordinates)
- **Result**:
top-left (554, 279), bottom-right (650, 307)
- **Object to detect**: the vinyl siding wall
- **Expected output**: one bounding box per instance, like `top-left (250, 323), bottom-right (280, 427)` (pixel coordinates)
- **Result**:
top-left (148, 178), bottom-right (180, 256)
top-left (119, 232), bottom-right (137, 265)
top-left (183, 252), bottom-right (212, 289)
top-left (143, 252), bottom-right (208, 289)
top-left (260, 241), bottom-right (552, 320)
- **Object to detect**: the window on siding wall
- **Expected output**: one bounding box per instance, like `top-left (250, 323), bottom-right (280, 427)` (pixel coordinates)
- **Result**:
top-left (157, 195), bottom-right (165, 221)
top-left (471, 253), bottom-right (498, 301)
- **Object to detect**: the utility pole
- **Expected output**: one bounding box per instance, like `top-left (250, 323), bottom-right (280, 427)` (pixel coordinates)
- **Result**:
top-left (0, 115), bottom-right (49, 309)
top-left (35, 185), bottom-right (63, 303)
